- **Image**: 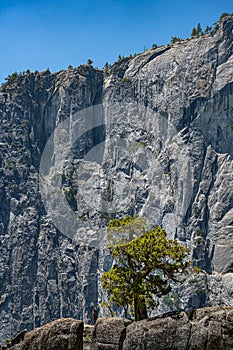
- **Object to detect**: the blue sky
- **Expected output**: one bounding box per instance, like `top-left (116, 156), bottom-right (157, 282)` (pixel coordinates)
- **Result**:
top-left (0, 0), bottom-right (233, 83)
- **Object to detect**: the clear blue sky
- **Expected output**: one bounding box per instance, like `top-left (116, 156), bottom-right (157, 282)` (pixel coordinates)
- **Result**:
top-left (0, 0), bottom-right (233, 83)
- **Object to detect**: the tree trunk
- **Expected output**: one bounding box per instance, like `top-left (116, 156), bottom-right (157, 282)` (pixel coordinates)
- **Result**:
top-left (139, 297), bottom-right (148, 320)
top-left (134, 296), bottom-right (140, 321)
top-left (134, 296), bottom-right (148, 321)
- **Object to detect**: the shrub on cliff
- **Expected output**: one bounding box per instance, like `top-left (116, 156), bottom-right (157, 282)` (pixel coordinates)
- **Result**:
top-left (220, 12), bottom-right (231, 22)
top-left (171, 36), bottom-right (181, 44)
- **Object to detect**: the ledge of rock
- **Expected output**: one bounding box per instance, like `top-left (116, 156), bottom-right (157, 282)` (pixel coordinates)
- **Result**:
top-left (89, 306), bottom-right (233, 350)
top-left (92, 317), bottom-right (132, 350)
top-left (122, 306), bottom-right (233, 350)
top-left (6, 306), bottom-right (233, 350)
top-left (10, 318), bottom-right (83, 350)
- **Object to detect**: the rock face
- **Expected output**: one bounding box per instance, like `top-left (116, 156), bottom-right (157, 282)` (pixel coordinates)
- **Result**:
top-left (123, 307), bottom-right (233, 350)
top-left (93, 317), bottom-right (132, 350)
top-left (0, 66), bottom-right (103, 339)
top-left (89, 307), bottom-right (233, 350)
top-left (6, 307), bottom-right (233, 350)
top-left (10, 318), bottom-right (83, 350)
top-left (0, 15), bottom-right (233, 340)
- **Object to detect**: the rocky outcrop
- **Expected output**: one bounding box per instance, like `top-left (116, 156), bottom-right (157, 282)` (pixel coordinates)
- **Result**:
top-left (90, 307), bottom-right (233, 350)
top-left (0, 15), bottom-right (233, 340)
top-left (9, 318), bottom-right (83, 350)
top-left (92, 317), bottom-right (132, 350)
top-left (4, 307), bottom-right (233, 350)
top-left (123, 307), bottom-right (233, 350)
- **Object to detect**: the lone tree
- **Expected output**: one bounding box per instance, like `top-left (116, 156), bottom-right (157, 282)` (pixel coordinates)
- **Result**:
top-left (104, 62), bottom-right (110, 75)
top-left (87, 59), bottom-right (93, 65)
top-left (170, 36), bottom-right (181, 44)
top-left (102, 215), bottom-right (189, 321)
top-left (197, 23), bottom-right (203, 36)
top-left (191, 27), bottom-right (198, 37)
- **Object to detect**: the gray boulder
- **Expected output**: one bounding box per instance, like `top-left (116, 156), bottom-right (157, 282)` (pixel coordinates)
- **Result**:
top-left (123, 306), bottom-right (233, 350)
top-left (92, 317), bottom-right (132, 350)
top-left (9, 318), bottom-right (83, 350)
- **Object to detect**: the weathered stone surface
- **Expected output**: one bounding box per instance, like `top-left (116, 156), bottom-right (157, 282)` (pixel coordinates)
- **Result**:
top-left (0, 15), bottom-right (233, 341)
top-left (10, 318), bottom-right (83, 350)
top-left (83, 325), bottom-right (94, 350)
top-left (4, 307), bottom-right (233, 350)
top-left (122, 307), bottom-right (233, 350)
top-left (92, 317), bottom-right (132, 350)
top-left (123, 313), bottom-right (190, 350)
top-left (11, 329), bottom-right (27, 347)
top-left (0, 66), bottom-right (103, 339)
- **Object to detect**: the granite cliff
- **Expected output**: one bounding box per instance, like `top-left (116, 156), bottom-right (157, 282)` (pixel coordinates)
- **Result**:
top-left (0, 16), bottom-right (233, 340)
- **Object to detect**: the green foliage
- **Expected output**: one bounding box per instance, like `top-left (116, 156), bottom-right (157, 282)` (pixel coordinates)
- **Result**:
top-left (163, 292), bottom-right (181, 310)
top-left (102, 216), bottom-right (189, 320)
top-left (193, 266), bottom-right (203, 274)
top-left (119, 77), bottom-right (132, 84)
top-left (197, 23), bottom-right (203, 36)
top-left (107, 214), bottom-right (147, 246)
top-left (5, 160), bottom-right (16, 170)
top-left (104, 62), bottom-right (110, 75)
top-left (188, 278), bottom-right (198, 284)
top-left (204, 25), bottom-right (212, 34)
top-left (196, 229), bottom-right (205, 237)
top-left (6, 72), bottom-right (18, 83)
top-left (64, 187), bottom-right (76, 208)
top-left (220, 12), bottom-right (231, 22)
top-left (100, 301), bottom-right (115, 317)
top-left (191, 23), bottom-right (203, 38)
top-left (118, 54), bottom-right (125, 61)
top-left (193, 206), bottom-right (199, 218)
top-left (105, 182), bottom-right (113, 202)
top-left (1, 72), bottom-right (18, 90)
top-left (87, 59), bottom-right (93, 65)
top-left (191, 27), bottom-right (198, 37)
top-left (152, 43), bottom-right (158, 49)
top-left (170, 36), bottom-right (181, 44)
top-left (21, 119), bottom-right (30, 128)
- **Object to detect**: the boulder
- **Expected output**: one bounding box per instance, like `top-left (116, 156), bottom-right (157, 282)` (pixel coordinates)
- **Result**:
top-left (10, 318), bottom-right (83, 350)
top-left (123, 306), bottom-right (233, 350)
top-left (92, 317), bottom-right (132, 350)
